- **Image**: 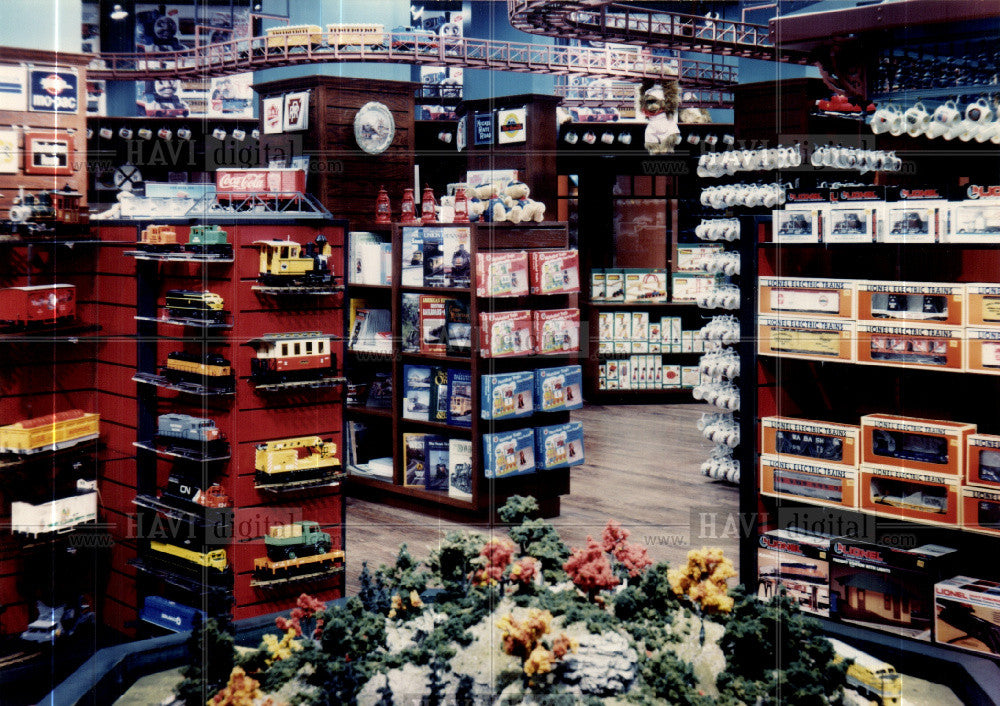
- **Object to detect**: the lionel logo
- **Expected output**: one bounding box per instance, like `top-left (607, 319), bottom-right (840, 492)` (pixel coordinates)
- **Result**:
top-left (937, 587), bottom-right (969, 599)
top-left (41, 74), bottom-right (70, 96)
top-left (968, 185), bottom-right (1000, 200)
top-left (901, 189), bottom-right (941, 199)
top-left (500, 113), bottom-right (524, 136)
top-left (839, 190), bottom-right (878, 200)
top-left (833, 542), bottom-right (882, 561)
top-left (759, 536), bottom-right (804, 554)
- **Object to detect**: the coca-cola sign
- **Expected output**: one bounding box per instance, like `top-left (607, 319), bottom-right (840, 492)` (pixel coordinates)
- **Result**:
top-left (216, 168), bottom-right (305, 195)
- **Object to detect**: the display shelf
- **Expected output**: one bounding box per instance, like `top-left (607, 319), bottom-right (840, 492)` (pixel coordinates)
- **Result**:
top-left (400, 352), bottom-right (472, 365)
top-left (0, 323), bottom-right (102, 341)
top-left (250, 564), bottom-right (344, 589)
top-left (132, 372), bottom-right (236, 397)
top-left (254, 474), bottom-right (345, 493)
top-left (399, 418), bottom-right (474, 434)
top-left (134, 315), bottom-right (233, 331)
top-left (132, 440), bottom-right (231, 464)
top-left (129, 558), bottom-right (233, 598)
top-left (0, 441), bottom-right (98, 472)
top-left (251, 284), bottom-right (344, 296)
top-left (344, 406), bottom-right (393, 420)
top-left (124, 250), bottom-right (235, 263)
top-left (405, 285), bottom-right (471, 295)
top-left (249, 376), bottom-right (347, 392)
top-left (0, 238), bottom-right (105, 248)
top-left (588, 301), bottom-right (691, 308)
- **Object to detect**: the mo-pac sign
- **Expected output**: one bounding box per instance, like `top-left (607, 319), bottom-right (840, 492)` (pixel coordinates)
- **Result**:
top-left (29, 67), bottom-right (79, 113)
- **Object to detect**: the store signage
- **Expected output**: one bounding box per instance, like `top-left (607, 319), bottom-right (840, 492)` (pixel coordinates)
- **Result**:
top-left (0, 65), bottom-right (27, 112)
top-left (0, 129), bottom-right (17, 173)
top-left (473, 112), bottom-right (493, 145)
top-left (497, 107), bottom-right (527, 144)
top-left (263, 96), bottom-right (283, 134)
top-left (968, 184), bottom-right (1000, 200)
top-left (282, 91), bottom-right (309, 131)
top-left (28, 67), bottom-right (78, 113)
top-left (216, 168), bottom-right (305, 195)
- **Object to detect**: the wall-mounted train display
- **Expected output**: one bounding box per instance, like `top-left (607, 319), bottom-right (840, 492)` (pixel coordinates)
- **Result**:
top-left (11, 484), bottom-right (98, 537)
top-left (0, 284), bottom-right (76, 330)
top-left (162, 351), bottom-right (235, 393)
top-left (164, 290), bottom-right (229, 326)
top-left (253, 236), bottom-right (334, 289)
top-left (155, 413), bottom-right (230, 460)
top-left (0, 410), bottom-right (100, 455)
top-left (254, 435), bottom-right (342, 490)
top-left (137, 224), bottom-right (232, 258)
top-left (252, 520), bottom-right (344, 585)
top-left (159, 474), bottom-right (231, 517)
top-left (6, 185), bottom-right (89, 237)
top-left (246, 331), bottom-right (339, 388)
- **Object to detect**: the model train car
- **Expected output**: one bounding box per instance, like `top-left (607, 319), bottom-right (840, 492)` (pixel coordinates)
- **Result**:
top-left (254, 237), bottom-right (332, 287)
top-left (253, 520), bottom-right (344, 581)
top-left (164, 290), bottom-right (228, 325)
top-left (148, 540), bottom-right (229, 581)
top-left (773, 469), bottom-right (844, 502)
top-left (870, 428), bottom-right (949, 465)
top-left (138, 224), bottom-right (180, 250)
top-left (254, 435), bottom-right (341, 488)
top-left (0, 283), bottom-right (76, 329)
top-left (185, 225), bottom-right (231, 256)
top-left (247, 331), bottom-right (337, 386)
top-left (163, 351), bottom-right (235, 392)
top-left (140, 596), bottom-right (206, 633)
top-left (11, 488), bottom-right (98, 537)
top-left (21, 599), bottom-right (94, 644)
top-left (156, 413), bottom-right (230, 458)
top-left (0, 410), bottom-right (100, 454)
top-left (8, 185), bottom-right (89, 235)
top-left (829, 638), bottom-right (902, 706)
top-left (160, 474), bottom-right (231, 516)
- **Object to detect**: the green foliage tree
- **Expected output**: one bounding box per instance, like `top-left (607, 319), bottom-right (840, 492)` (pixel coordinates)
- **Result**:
top-left (498, 495), bottom-right (540, 525)
top-left (425, 530), bottom-right (486, 597)
top-left (320, 596), bottom-right (387, 663)
top-left (174, 616), bottom-right (236, 706)
top-left (359, 561), bottom-right (392, 615)
top-left (507, 518), bottom-right (570, 582)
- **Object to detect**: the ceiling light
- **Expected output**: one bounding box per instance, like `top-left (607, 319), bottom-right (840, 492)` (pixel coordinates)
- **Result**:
top-left (110, 4), bottom-right (128, 20)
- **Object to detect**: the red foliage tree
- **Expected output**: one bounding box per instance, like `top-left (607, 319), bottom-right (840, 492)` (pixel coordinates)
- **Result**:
top-left (563, 536), bottom-right (619, 598)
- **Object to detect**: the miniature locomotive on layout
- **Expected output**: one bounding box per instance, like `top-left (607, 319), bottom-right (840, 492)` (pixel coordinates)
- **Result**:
top-left (7, 185), bottom-right (89, 236)
top-left (254, 235), bottom-right (333, 287)
top-left (164, 290), bottom-right (228, 325)
top-left (156, 413), bottom-right (230, 459)
top-left (138, 224), bottom-right (232, 258)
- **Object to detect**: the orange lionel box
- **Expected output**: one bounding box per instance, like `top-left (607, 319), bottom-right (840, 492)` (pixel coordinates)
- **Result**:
top-left (965, 284), bottom-right (1000, 327)
top-left (855, 322), bottom-right (963, 371)
top-left (855, 281), bottom-right (964, 327)
top-left (859, 463), bottom-right (960, 527)
top-left (965, 327), bottom-right (1000, 375)
top-left (961, 486), bottom-right (1000, 536)
top-left (967, 434), bottom-right (1000, 489)
top-left (760, 416), bottom-right (860, 469)
top-left (758, 277), bottom-right (855, 319)
top-left (757, 316), bottom-right (854, 363)
top-left (861, 414), bottom-right (975, 476)
top-left (760, 454), bottom-right (858, 509)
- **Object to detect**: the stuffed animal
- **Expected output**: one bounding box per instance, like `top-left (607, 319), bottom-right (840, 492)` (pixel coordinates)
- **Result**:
top-left (502, 181), bottom-right (546, 223)
top-left (468, 182), bottom-right (514, 222)
top-left (637, 78), bottom-right (681, 155)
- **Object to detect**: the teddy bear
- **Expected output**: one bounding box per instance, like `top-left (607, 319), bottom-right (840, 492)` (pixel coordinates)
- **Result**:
top-left (468, 181), bottom-right (513, 222)
top-left (637, 78), bottom-right (681, 155)
top-left (502, 181), bottom-right (546, 223)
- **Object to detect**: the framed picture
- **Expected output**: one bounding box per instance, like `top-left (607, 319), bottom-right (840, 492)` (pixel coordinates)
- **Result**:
top-left (262, 95), bottom-right (283, 134)
top-left (23, 131), bottom-right (73, 175)
top-left (283, 91), bottom-right (309, 131)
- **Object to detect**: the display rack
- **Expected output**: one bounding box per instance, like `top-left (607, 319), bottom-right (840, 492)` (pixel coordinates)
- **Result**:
top-left (344, 222), bottom-right (577, 516)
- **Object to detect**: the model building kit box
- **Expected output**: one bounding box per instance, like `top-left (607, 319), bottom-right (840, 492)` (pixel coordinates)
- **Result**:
top-left (831, 540), bottom-right (958, 641)
top-left (623, 269), bottom-right (668, 303)
top-left (671, 273), bottom-right (719, 302)
top-left (860, 414), bottom-right (976, 476)
top-left (855, 322), bottom-right (964, 371)
top-left (480, 371), bottom-right (534, 420)
top-left (479, 310), bottom-right (534, 358)
top-left (757, 316), bottom-right (855, 362)
top-left (483, 428), bottom-right (536, 478)
top-left (965, 284), bottom-right (1000, 327)
top-left (966, 434), bottom-right (1000, 489)
top-left (758, 277), bottom-right (855, 319)
top-left (944, 199), bottom-right (1000, 244)
top-left (760, 417), bottom-right (860, 469)
top-left (759, 454), bottom-right (858, 509)
top-left (824, 200), bottom-right (879, 244)
top-left (604, 270), bottom-right (625, 301)
top-left (965, 327), bottom-right (1000, 375)
top-left (529, 249), bottom-right (579, 295)
top-left (757, 529), bottom-right (833, 616)
top-left (934, 576), bottom-right (1000, 657)
top-left (858, 464), bottom-right (961, 527)
top-left (533, 309), bottom-right (580, 354)
top-left (772, 204), bottom-right (823, 244)
top-left (475, 250), bottom-right (529, 297)
top-left (879, 191), bottom-right (950, 244)
top-left (535, 365), bottom-right (583, 413)
top-left (961, 486), bottom-right (1000, 536)
top-left (535, 421), bottom-right (585, 470)
top-left (855, 281), bottom-right (964, 327)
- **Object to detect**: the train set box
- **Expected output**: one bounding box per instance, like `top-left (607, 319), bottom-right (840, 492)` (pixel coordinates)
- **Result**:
top-left (757, 277), bottom-right (855, 319)
top-left (772, 204), bottom-right (823, 243)
top-left (961, 486), bottom-right (1000, 536)
top-left (858, 464), bottom-right (961, 527)
top-left (482, 428), bottom-right (536, 479)
top-left (854, 281), bottom-right (965, 327)
top-left (830, 540), bottom-right (958, 641)
top-left (760, 417), bottom-right (860, 469)
top-left (964, 328), bottom-right (1000, 375)
top-left (966, 434), bottom-right (1000, 489)
top-left (757, 316), bottom-right (855, 363)
top-left (965, 284), bottom-right (1000, 328)
top-left (879, 195), bottom-right (950, 244)
top-left (934, 576), bottom-right (1000, 657)
top-left (757, 529), bottom-right (832, 617)
top-left (855, 322), bottom-right (964, 372)
top-left (860, 414), bottom-right (976, 477)
top-left (759, 454), bottom-right (858, 509)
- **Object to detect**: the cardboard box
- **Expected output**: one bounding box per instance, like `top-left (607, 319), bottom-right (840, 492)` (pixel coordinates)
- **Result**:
top-left (760, 417), bottom-right (860, 468)
top-left (604, 270), bottom-right (625, 301)
top-left (935, 576), bottom-right (1000, 657)
top-left (758, 277), bottom-right (855, 319)
top-left (530, 249), bottom-right (580, 295)
top-left (760, 454), bottom-right (858, 509)
top-left (966, 434), bottom-right (1000, 489)
top-left (483, 428), bottom-right (536, 479)
top-left (676, 244), bottom-right (724, 272)
top-left (479, 310), bottom-right (533, 358)
top-left (630, 312), bottom-right (649, 346)
top-left (861, 414), bottom-right (975, 476)
top-left (480, 370), bottom-right (534, 420)
top-left (590, 269), bottom-right (606, 301)
top-left (880, 199), bottom-right (949, 244)
top-left (535, 421), bottom-right (585, 470)
top-left (961, 487), bottom-right (1000, 536)
top-left (672, 273), bottom-right (719, 302)
top-left (858, 464), bottom-right (961, 527)
top-left (965, 284), bottom-right (1000, 327)
top-left (680, 365), bottom-right (700, 389)
top-left (663, 364), bottom-right (680, 388)
top-left (773, 205), bottom-right (822, 243)
top-left (831, 540), bottom-right (958, 641)
top-left (824, 202), bottom-right (877, 244)
top-left (535, 365), bottom-right (583, 413)
top-left (476, 250), bottom-right (529, 297)
top-left (945, 201), bottom-right (1000, 244)
top-left (856, 322), bottom-right (963, 371)
top-left (597, 312), bottom-right (613, 355)
top-left (757, 529), bottom-right (833, 616)
top-left (855, 281), bottom-right (964, 326)
top-left (758, 316), bottom-right (855, 362)
top-left (965, 327), bottom-right (1000, 375)
top-left (624, 269), bottom-right (667, 302)
top-left (533, 309), bottom-right (580, 354)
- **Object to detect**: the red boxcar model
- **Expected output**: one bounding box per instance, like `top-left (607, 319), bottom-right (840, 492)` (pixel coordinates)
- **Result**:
top-left (215, 168), bottom-right (306, 196)
top-left (0, 284), bottom-right (76, 328)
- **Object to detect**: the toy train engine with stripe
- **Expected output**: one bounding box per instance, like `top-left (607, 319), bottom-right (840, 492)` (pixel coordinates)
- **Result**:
top-left (247, 331), bottom-right (338, 385)
top-left (159, 474), bottom-right (231, 521)
top-left (156, 413), bottom-right (230, 458)
top-left (164, 290), bottom-right (228, 325)
top-left (164, 351), bottom-right (235, 392)
top-left (254, 435), bottom-right (341, 489)
top-left (253, 237), bottom-right (333, 287)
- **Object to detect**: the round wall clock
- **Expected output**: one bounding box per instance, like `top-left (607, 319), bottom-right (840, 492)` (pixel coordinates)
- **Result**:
top-left (354, 101), bottom-right (395, 155)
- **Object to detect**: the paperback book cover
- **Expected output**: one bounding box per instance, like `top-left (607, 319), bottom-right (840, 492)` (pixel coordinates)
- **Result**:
top-left (403, 365), bottom-right (432, 421)
top-left (422, 230), bottom-right (446, 287)
top-left (420, 295), bottom-right (449, 355)
top-left (401, 293), bottom-right (421, 353)
top-left (402, 227), bottom-right (425, 286)
top-left (424, 436), bottom-right (450, 491)
top-left (348, 231), bottom-right (388, 285)
top-left (443, 227), bottom-right (472, 288)
top-left (403, 433), bottom-right (429, 486)
top-left (447, 369), bottom-right (473, 427)
top-left (448, 438), bottom-right (473, 500)
top-left (444, 298), bottom-right (472, 356)
top-left (429, 367), bottom-right (449, 423)
top-left (476, 251), bottom-right (529, 297)
top-left (366, 371), bottom-right (393, 409)
top-left (530, 249), bottom-right (580, 295)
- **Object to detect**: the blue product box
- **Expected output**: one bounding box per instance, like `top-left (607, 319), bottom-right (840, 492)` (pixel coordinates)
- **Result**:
top-left (483, 428), bottom-right (536, 478)
top-left (535, 421), bottom-right (585, 470)
top-left (481, 370), bottom-right (535, 420)
top-left (535, 365), bottom-right (584, 412)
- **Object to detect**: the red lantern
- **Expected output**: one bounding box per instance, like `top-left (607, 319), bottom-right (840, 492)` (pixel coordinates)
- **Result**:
top-left (400, 188), bottom-right (417, 224)
top-left (375, 186), bottom-right (391, 224)
top-left (453, 188), bottom-right (469, 223)
top-left (421, 184), bottom-right (437, 224)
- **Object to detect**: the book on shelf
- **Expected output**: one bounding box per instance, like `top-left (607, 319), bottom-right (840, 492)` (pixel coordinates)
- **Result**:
top-left (424, 436), bottom-right (450, 491)
top-left (446, 369), bottom-right (473, 427)
top-left (366, 456), bottom-right (394, 480)
top-left (444, 299), bottom-right (472, 356)
top-left (536, 365), bottom-right (583, 412)
top-left (481, 370), bottom-right (535, 420)
top-left (366, 371), bottom-right (393, 409)
top-left (401, 293), bottom-right (421, 353)
top-left (430, 367), bottom-right (449, 423)
top-left (536, 421), bottom-right (585, 470)
top-left (402, 227), bottom-right (424, 286)
top-left (403, 365), bottom-right (432, 421)
top-left (420, 296), bottom-right (449, 355)
top-left (422, 229), bottom-right (446, 287)
top-left (483, 428), bottom-right (536, 479)
top-left (448, 438), bottom-right (473, 500)
top-left (443, 228), bottom-right (471, 288)
top-left (348, 231), bottom-right (391, 286)
top-left (347, 420), bottom-right (393, 479)
top-left (403, 432), bottom-right (430, 486)
top-left (401, 226), bottom-right (472, 289)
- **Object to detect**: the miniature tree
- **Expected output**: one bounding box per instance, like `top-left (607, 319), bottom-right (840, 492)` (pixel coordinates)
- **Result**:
top-left (319, 596), bottom-right (387, 662)
top-left (667, 547), bottom-right (736, 615)
top-left (358, 561), bottom-right (392, 615)
top-left (455, 675), bottom-right (475, 704)
top-left (382, 544), bottom-right (431, 621)
top-left (426, 530), bottom-right (486, 596)
top-left (498, 495), bottom-right (540, 525)
top-left (471, 537), bottom-right (516, 586)
top-left (208, 667), bottom-right (279, 706)
top-left (175, 616), bottom-right (237, 706)
top-left (602, 520), bottom-right (653, 579)
top-left (276, 593), bottom-right (326, 640)
top-left (564, 536), bottom-right (620, 600)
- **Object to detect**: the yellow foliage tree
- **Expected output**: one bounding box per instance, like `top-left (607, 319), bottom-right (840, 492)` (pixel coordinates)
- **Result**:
top-left (667, 547), bottom-right (736, 615)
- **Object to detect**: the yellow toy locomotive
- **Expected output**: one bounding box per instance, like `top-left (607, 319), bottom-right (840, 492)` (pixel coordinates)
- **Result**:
top-left (164, 351), bottom-right (235, 393)
top-left (254, 236), bottom-right (333, 288)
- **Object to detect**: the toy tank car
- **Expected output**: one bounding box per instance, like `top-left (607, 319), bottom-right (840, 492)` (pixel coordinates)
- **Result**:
top-left (139, 224), bottom-right (182, 251)
top-left (164, 351), bottom-right (235, 392)
top-left (8, 185), bottom-right (89, 235)
top-left (164, 290), bottom-right (228, 324)
top-left (156, 413), bottom-right (230, 458)
top-left (185, 224), bottom-right (232, 257)
top-left (0, 283), bottom-right (76, 328)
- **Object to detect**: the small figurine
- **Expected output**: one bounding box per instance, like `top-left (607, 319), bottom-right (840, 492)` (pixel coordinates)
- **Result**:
top-left (375, 186), bottom-right (391, 224)
top-left (421, 184), bottom-right (437, 224)
top-left (400, 188), bottom-right (417, 224)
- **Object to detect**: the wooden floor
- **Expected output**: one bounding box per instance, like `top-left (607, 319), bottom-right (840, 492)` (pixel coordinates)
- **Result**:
top-left (344, 403), bottom-right (740, 594)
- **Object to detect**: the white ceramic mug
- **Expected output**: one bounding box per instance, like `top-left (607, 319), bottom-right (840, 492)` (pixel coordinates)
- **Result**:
top-left (904, 102), bottom-right (930, 137)
top-left (966, 98), bottom-right (993, 124)
top-left (871, 106), bottom-right (896, 134)
top-left (930, 101), bottom-right (962, 140)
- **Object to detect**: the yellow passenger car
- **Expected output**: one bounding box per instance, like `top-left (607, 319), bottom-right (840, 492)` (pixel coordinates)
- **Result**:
top-left (325, 23), bottom-right (385, 47)
top-left (265, 24), bottom-right (323, 49)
